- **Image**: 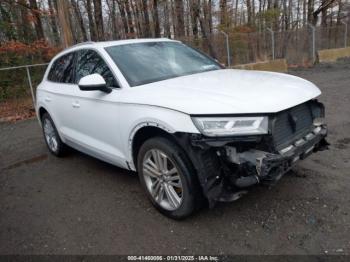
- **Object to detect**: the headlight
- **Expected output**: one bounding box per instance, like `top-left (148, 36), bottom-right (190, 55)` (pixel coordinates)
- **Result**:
top-left (192, 116), bottom-right (269, 137)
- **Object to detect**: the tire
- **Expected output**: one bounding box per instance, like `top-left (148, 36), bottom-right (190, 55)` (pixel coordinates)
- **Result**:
top-left (41, 112), bottom-right (66, 157)
top-left (137, 137), bottom-right (202, 219)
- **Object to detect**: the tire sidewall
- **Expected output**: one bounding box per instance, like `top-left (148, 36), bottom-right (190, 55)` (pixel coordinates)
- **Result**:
top-left (41, 113), bottom-right (65, 156)
top-left (137, 137), bottom-right (198, 219)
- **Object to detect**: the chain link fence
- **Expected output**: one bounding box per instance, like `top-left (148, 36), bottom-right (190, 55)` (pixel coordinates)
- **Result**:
top-left (180, 24), bottom-right (349, 66)
top-left (0, 25), bottom-right (349, 121)
top-left (0, 64), bottom-right (48, 121)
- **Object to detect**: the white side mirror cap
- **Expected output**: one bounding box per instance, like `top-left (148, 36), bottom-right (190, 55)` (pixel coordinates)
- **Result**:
top-left (79, 73), bottom-right (106, 87)
top-left (78, 73), bottom-right (111, 93)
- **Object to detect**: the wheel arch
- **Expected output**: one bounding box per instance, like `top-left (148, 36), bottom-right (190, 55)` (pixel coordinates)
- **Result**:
top-left (36, 105), bottom-right (65, 142)
top-left (38, 106), bottom-right (48, 121)
top-left (129, 123), bottom-right (182, 171)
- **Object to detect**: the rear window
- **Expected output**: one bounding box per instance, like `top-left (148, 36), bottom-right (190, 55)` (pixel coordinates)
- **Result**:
top-left (48, 52), bottom-right (75, 83)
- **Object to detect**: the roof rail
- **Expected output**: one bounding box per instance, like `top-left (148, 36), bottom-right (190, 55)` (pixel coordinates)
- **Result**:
top-left (66, 41), bottom-right (95, 50)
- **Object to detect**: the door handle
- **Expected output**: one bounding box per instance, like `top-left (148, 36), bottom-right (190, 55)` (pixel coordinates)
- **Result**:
top-left (72, 101), bottom-right (80, 108)
top-left (45, 96), bottom-right (52, 102)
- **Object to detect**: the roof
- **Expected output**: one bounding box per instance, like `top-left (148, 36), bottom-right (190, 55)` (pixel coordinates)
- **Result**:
top-left (67, 38), bottom-right (178, 50)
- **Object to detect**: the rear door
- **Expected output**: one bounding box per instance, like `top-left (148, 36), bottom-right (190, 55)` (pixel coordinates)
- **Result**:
top-left (45, 52), bottom-right (77, 138)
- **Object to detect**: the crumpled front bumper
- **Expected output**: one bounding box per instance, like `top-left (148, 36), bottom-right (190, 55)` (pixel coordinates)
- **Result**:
top-left (235, 125), bottom-right (329, 185)
top-left (174, 124), bottom-right (329, 207)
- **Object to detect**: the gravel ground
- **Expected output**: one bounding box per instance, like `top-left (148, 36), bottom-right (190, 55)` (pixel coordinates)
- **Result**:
top-left (0, 61), bottom-right (349, 255)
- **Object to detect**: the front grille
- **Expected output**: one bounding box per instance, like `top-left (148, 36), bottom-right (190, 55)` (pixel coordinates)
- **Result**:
top-left (272, 102), bottom-right (314, 150)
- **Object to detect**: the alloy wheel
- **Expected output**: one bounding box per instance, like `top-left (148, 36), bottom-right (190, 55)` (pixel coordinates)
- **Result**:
top-left (43, 118), bottom-right (58, 153)
top-left (142, 149), bottom-right (183, 211)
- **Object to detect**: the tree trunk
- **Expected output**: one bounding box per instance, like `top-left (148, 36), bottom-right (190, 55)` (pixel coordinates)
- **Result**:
top-left (57, 0), bottom-right (74, 47)
top-left (303, 0), bottom-right (306, 26)
top-left (153, 0), bottom-right (160, 37)
top-left (234, 0), bottom-right (239, 26)
top-left (142, 0), bottom-right (151, 37)
top-left (336, 0), bottom-right (342, 25)
top-left (124, 0), bottom-right (134, 36)
top-left (17, 0), bottom-right (32, 43)
top-left (273, 0), bottom-right (279, 29)
top-left (313, 0), bottom-right (336, 26)
top-left (85, 0), bottom-right (97, 41)
top-left (195, 1), bottom-right (216, 58)
top-left (93, 0), bottom-right (104, 40)
top-left (208, 0), bottom-right (212, 33)
top-left (131, 0), bottom-right (142, 37)
top-left (47, 0), bottom-right (60, 45)
top-left (71, 0), bottom-right (87, 41)
top-left (307, 0), bottom-right (315, 24)
top-left (117, 0), bottom-right (129, 37)
top-left (171, 0), bottom-right (176, 36)
top-left (163, 0), bottom-right (171, 38)
top-left (175, 0), bottom-right (185, 37)
top-left (28, 0), bottom-right (44, 40)
top-left (190, 0), bottom-right (199, 39)
top-left (0, 2), bottom-right (17, 41)
top-left (282, 0), bottom-right (287, 30)
top-left (246, 0), bottom-right (253, 27)
top-left (202, 0), bottom-right (212, 34)
top-left (108, 0), bottom-right (119, 39)
top-left (219, 0), bottom-right (227, 28)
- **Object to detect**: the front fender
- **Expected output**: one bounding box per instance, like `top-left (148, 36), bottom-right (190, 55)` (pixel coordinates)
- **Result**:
top-left (119, 104), bottom-right (200, 170)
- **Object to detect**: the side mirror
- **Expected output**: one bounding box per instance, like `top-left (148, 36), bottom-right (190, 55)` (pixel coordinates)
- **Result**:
top-left (78, 73), bottom-right (112, 93)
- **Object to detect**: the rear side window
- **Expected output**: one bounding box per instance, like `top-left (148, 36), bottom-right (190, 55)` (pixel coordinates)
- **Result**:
top-left (48, 52), bottom-right (75, 83)
top-left (75, 49), bottom-right (118, 88)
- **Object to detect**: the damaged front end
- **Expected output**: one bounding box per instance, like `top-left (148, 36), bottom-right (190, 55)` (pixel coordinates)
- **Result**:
top-left (174, 100), bottom-right (329, 207)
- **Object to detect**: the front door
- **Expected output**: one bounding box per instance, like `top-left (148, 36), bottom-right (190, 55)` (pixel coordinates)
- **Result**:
top-left (68, 49), bottom-right (126, 167)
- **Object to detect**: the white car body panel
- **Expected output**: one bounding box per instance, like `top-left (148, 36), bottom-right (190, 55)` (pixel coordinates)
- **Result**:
top-left (121, 69), bottom-right (321, 115)
top-left (36, 39), bottom-right (322, 171)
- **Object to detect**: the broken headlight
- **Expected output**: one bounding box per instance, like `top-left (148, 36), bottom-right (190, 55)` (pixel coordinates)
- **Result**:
top-left (192, 116), bottom-right (269, 137)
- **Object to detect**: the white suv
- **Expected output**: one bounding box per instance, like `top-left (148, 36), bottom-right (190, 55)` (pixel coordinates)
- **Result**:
top-left (36, 39), bottom-right (328, 219)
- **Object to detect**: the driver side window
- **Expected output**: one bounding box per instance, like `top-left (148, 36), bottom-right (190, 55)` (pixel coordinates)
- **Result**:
top-left (75, 49), bottom-right (118, 88)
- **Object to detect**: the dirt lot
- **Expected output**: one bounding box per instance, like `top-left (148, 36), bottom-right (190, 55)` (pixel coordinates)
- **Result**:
top-left (0, 61), bottom-right (349, 255)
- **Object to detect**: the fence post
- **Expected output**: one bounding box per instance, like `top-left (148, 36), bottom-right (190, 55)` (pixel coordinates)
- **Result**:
top-left (25, 66), bottom-right (36, 106)
top-left (220, 31), bottom-right (231, 67)
top-left (307, 23), bottom-right (316, 63)
top-left (267, 28), bottom-right (275, 60)
top-left (341, 21), bottom-right (348, 48)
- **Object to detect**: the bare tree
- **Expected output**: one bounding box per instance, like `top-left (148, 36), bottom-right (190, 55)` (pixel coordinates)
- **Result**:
top-left (163, 0), bottom-right (171, 38)
top-left (116, 0), bottom-right (129, 38)
top-left (85, 0), bottom-right (97, 41)
top-left (71, 0), bottom-right (88, 41)
top-left (313, 0), bottom-right (337, 25)
top-left (219, 0), bottom-right (228, 28)
top-left (142, 0), bottom-right (151, 37)
top-left (190, 0), bottom-right (200, 39)
top-left (93, 0), bottom-right (104, 40)
top-left (106, 0), bottom-right (120, 39)
top-left (28, 0), bottom-right (44, 40)
top-left (57, 0), bottom-right (73, 47)
top-left (153, 0), bottom-right (161, 37)
top-left (175, 0), bottom-right (185, 37)
top-left (47, 0), bottom-right (60, 44)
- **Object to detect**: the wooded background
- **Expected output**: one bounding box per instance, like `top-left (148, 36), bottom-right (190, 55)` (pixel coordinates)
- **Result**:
top-left (0, 0), bottom-right (350, 66)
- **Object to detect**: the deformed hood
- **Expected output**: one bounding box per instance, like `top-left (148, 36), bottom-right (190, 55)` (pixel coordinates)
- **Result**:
top-left (121, 69), bottom-right (321, 115)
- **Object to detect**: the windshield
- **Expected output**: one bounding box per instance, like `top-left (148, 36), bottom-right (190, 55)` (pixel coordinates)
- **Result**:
top-left (105, 42), bottom-right (221, 87)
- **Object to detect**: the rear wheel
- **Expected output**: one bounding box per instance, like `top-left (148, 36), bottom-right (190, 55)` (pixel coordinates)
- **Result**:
top-left (137, 137), bottom-right (201, 219)
top-left (41, 113), bottom-right (66, 156)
